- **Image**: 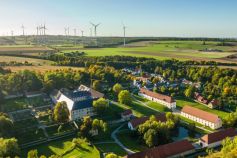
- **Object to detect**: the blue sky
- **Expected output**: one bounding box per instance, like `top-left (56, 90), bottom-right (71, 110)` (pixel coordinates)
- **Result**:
top-left (0, 0), bottom-right (236, 37)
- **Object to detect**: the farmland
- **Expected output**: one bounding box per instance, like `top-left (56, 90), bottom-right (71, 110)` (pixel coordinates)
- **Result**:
top-left (0, 39), bottom-right (237, 63)
top-left (60, 40), bottom-right (237, 63)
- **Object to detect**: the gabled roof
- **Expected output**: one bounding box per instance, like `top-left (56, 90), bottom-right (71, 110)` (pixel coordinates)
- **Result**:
top-left (125, 140), bottom-right (195, 158)
top-left (140, 88), bottom-right (175, 103)
top-left (129, 114), bottom-right (166, 129)
top-left (78, 85), bottom-right (104, 99)
top-left (200, 128), bottom-right (237, 144)
top-left (60, 88), bottom-right (92, 101)
top-left (181, 106), bottom-right (221, 123)
top-left (121, 109), bottom-right (133, 116)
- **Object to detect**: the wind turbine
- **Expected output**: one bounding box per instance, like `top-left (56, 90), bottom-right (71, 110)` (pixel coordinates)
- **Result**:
top-left (21, 25), bottom-right (25, 36)
top-left (73, 28), bottom-right (77, 36)
top-left (64, 27), bottom-right (68, 36)
top-left (81, 30), bottom-right (84, 37)
top-left (90, 22), bottom-right (100, 37)
top-left (90, 27), bottom-right (93, 37)
top-left (67, 27), bottom-right (70, 36)
top-left (42, 23), bottom-right (47, 36)
top-left (123, 24), bottom-right (127, 46)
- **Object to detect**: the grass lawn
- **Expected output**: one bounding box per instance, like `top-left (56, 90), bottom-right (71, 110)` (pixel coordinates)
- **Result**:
top-left (27, 96), bottom-right (51, 108)
top-left (176, 97), bottom-right (229, 119)
top-left (45, 123), bottom-right (76, 137)
top-left (1, 98), bottom-right (28, 112)
top-left (117, 129), bottom-right (147, 152)
top-left (92, 124), bottom-right (121, 143)
top-left (95, 143), bottom-right (127, 157)
top-left (146, 101), bottom-right (171, 113)
top-left (22, 138), bottom-right (100, 158)
top-left (109, 100), bottom-right (158, 118)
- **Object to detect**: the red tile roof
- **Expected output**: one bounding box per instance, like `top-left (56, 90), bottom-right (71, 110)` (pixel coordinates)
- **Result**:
top-left (181, 106), bottom-right (221, 123)
top-left (200, 128), bottom-right (237, 144)
top-left (125, 140), bottom-right (195, 158)
top-left (140, 88), bottom-right (175, 103)
top-left (129, 114), bottom-right (166, 129)
top-left (121, 109), bottom-right (133, 116)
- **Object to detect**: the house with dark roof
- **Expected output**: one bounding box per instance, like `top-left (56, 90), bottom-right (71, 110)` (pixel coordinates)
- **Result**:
top-left (125, 140), bottom-right (195, 158)
top-left (181, 106), bottom-right (222, 129)
top-left (121, 109), bottom-right (133, 121)
top-left (138, 88), bottom-right (176, 110)
top-left (199, 128), bottom-right (237, 148)
top-left (78, 85), bottom-right (104, 99)
top-left (128, 114), bottom-right (166, 130)
top-left (50, 88), bottom-right (95, 120)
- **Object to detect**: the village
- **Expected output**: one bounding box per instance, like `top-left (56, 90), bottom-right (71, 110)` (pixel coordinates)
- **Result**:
top-left (1, 66), bottom-right (236, 158)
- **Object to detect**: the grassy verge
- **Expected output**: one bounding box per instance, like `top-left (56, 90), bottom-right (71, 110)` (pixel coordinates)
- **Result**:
top-left (95, 143), bottom-right (127, 157)
top-left (146, 101), bottom-right (171, 113)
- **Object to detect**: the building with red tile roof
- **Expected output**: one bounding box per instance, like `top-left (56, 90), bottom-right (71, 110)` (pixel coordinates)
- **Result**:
top-left (124, 140), bottom-right (195, 158)
top-left (199, 128), bottom-right (237, 148)
top-left (181, 106), bottom-right (222, 129)
top-left (128, 114), bottom-right (166, 130)
top-left (138, 88), bottom-right (176, 110)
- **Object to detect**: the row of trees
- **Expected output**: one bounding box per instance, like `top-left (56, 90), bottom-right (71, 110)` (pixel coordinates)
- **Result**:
top-left (205, 137), bottom-right (237, 158)
top-left (137, 113), bottom-right (179, 147)
top-left (0, 65), bottom-right (130, 101)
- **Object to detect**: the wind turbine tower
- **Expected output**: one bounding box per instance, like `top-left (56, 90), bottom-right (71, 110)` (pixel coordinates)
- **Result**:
top-left (90, 22), bottom-right (100, 37)
top-left (123, 24), bottom-right (127, 46)
top-left (81, 30), bottom-right (84, 37)
top-left (21, 25), bottom-right (25, 36)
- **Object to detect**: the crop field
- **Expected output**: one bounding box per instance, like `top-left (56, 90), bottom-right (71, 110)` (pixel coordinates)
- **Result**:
top-left (0, 56), bottom-right (53, 65)
top-left (0, 45), bottom-right (54, 56)
top-left (4, 65), bottom-right (84, 72)
top-left (61, 41), bottom-right (237, 63)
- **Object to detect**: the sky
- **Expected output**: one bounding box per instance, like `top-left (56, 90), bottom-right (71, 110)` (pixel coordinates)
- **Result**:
top-left (0, 0), bottom-right (236, 37)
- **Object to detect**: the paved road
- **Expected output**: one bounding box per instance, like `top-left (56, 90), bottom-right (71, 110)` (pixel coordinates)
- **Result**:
top-left (111, 123), bottom-right (135, 155)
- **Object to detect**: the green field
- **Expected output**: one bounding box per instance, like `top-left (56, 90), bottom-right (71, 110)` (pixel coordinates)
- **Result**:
top-left (61, 41), bottom-right (237, 62)
top-left (1, 40), bottom-right (236, 63)
top-left (95, 143), bottom-right (127, 157)
top-left (176, 97), bottom-right (229, 119)
top-left (22, 138), bottom-right (100, 158)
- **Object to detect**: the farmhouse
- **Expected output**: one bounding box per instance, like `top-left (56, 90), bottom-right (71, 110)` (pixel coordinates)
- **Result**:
top-left (199, 128), bottom-right (237, 148)
top-left (181, 106), bottom-right (222, 129)
top-left (194, 93), bottom-right (219, 109)
top-left (128, 114), bottom-right (166, 130)
top-left (121, 109), bottom-right (133, 121)
top-left (138, 88), bottom-right (176, 110)
top-left (51, 88), bottom-right (95, 120)
top-left (125, 140), bottom-right (195, 158)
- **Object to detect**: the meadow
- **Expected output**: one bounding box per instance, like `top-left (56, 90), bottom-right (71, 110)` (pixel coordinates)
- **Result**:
top-left (61, 41), bottom-right (237, 62)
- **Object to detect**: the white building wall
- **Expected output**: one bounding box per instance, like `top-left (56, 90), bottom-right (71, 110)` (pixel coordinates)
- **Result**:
top-left (57, 94), bottom-right (74, 111)
top-left (128, 122), bottom-right (135, 130)
top-left (71, 107), bottom-right (94, 120)
top-left (181, 112), bottom-right (222, 129)
top-left (138, 93), bottom-right (176, 110)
